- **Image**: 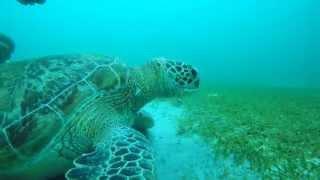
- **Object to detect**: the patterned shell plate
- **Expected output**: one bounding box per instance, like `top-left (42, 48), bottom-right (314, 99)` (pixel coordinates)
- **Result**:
top-left (0, 54), bottom-right (131, 165)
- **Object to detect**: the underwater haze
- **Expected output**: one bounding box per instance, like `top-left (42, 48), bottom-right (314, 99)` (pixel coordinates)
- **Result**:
top-left (1, 0), bottom-right (319, 88)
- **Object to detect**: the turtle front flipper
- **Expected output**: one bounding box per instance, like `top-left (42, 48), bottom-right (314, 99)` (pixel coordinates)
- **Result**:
top-left (65, 126), bottom-right (155, 180)
top-left (132, 110), bottom-right (154, 133)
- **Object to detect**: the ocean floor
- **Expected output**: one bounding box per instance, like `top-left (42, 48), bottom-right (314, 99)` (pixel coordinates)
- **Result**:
top-left (143, 100), bottom-right (259, 180)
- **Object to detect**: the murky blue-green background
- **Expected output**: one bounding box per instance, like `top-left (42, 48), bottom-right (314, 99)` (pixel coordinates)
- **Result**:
top-left (1, 0), bottom-right (319, 87)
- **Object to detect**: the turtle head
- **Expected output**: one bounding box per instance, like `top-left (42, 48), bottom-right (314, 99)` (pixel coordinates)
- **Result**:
top-left (131, 57), bottom-right (200, 110)
top-left (152, 57), bottom-right (200, 92)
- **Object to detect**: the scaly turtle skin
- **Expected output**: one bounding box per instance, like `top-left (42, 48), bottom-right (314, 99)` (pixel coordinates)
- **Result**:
top-left (0, 54), bottom-right (200, 180)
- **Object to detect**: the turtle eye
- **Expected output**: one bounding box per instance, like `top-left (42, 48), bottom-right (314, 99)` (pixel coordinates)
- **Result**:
top-left (191, 69), bottom-right (197, 77)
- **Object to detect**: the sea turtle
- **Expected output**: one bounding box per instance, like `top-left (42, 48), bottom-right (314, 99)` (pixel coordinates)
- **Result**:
top-left (0, 54), bottom-right (200, 180)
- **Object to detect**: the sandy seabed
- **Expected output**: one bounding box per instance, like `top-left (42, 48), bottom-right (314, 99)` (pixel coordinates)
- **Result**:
top-left (143, 101), bottom-right (259, 180)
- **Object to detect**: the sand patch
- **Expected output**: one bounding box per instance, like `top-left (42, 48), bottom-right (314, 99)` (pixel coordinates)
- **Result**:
top-left (143, 101), bottom-right (259, 180)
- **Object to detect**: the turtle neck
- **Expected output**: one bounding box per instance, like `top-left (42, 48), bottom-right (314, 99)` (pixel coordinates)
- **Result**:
top-left (130, 62), bottom-right (165, 111)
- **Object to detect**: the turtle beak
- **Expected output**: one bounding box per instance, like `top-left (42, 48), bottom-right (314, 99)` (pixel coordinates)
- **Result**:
top-left (194, 79), bottom-right (200, 88)
top-left (184, 78), bottom-right (200, 92)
